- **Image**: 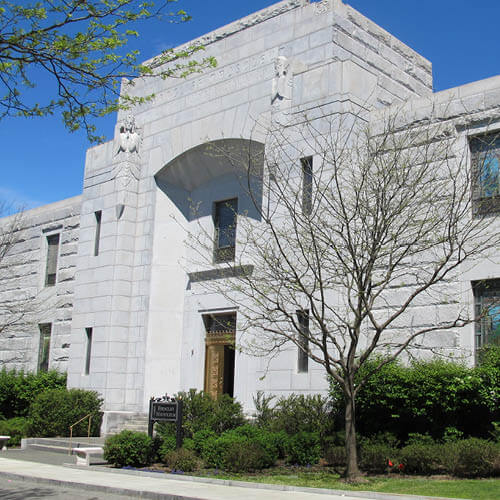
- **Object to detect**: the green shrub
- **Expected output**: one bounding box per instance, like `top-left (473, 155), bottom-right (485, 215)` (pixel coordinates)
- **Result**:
top-left (442, 438), bottom-right (499, 478)
top-left (28, 388), bottom-right (102, 437)
top-left (104, 431), bottom-right (153, 467)
top-left (223, 440), bottom-right (269, 472)
top-left (0, 369), bottom-right (66, 419)
top-left (201, 432), bottom-right (246, 468)
top-left (359, 442), bottom-right (398, 474)
top-left (156, 390), bottom-right (244, 440)
top-left (192, 429), bottom-right (217, 455)
top-left (158, 434), bottom-right (176, 460)
top-left (0, 417), bottom-right (30, 447)
top-left (286, 431), bottom-right (321, 465)
top-left (324, 445), bottom-right (346, 467)
top-left (163, 448), bottom-right (198, 472)
top-left (406, 433), bottom-right (435, 445)
top-left (400, 443), bottom-right (441, 475)
top-left (200, 426), bottom-right (279, 470)
top-left (330, 356), bottom-right (499, 441)
top-left (254, 393), bottom-right (335, 444)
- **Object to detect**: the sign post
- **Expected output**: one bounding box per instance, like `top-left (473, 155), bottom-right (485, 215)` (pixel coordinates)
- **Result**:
top-left (148, 396), bottom-right (183, 449)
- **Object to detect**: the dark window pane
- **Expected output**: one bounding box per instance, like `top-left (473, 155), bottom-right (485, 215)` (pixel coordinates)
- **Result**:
top-left (470, 133), bottom-right (500, 215)
top-left (94, 211), bottom-right (102, 256)
top-left (473, 280), bottom-right (500, 358)
top-left (85, 328), bottom-right (93, 375)
top-left (297, 309), bottom-right (309, 373)
top-left (38, 323), bottom-right (52, 372)
top-left (214, 198), bottom-right (237, 262)
top-left (301, 157), bottom-right (313, 216)
top-left (45, 234), bottom-right (60, 286)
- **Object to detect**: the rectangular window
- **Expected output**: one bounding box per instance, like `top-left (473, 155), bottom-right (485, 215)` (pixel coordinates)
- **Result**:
top-left (45, 233), bottom-right (60, 286)
top-left (301, 156), bottom-right (313, 216)
top-left (94, 211), bottom-right (102, 256)
top-left (297, 309), bottom-right (309, 373)
top-left (84, 328), bottom-right (93, 375)
top-left (473, 280), bottom-right (500, 353)
top-left (214, 198), bottom-right (238, 263)
top-left (38, 323), bottom-right (52, 372)
top-left (470, 132), bottom-right (500, 215)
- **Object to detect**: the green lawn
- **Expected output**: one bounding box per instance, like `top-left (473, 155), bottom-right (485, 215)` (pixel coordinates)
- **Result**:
top-left (197, 469), bottom-right (500, 499)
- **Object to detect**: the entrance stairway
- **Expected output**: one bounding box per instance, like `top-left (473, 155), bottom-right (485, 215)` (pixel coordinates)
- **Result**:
top-left (106, 413), bottom-right (149, 435)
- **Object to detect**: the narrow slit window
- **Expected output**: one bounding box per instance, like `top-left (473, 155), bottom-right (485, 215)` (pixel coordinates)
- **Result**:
top-left (38, 323), bottom-right (52, 372)
top-left (301, 156), bottom-right (313, 216)
top-left (94, 211), bottom-right (102, 256)
top-left (214, 198), bottom-right (238, 263)
top-left (297, 309), bottom-right (309, 373)
top-left (84, 328), bottom-right (93, 375)
top-left (45, 233), bottom-right (60, 286)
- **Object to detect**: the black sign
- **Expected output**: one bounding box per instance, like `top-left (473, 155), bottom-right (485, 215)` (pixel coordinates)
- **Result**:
top-left (148, 397), bottom-right (184, 448)
top-left (151, 402), bottom-right (177, 422)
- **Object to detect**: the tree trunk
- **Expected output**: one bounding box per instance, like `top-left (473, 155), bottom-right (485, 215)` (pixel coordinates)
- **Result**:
top-left (344, 386), bottom-right (362, 481)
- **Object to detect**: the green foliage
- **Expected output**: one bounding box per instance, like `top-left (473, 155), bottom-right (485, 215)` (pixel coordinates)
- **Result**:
top-left (103, 430), bottom-right (153, 467)
top-left (442, 438), bottom-right (499, 478)
top-left (286, 431), bottom-right (321, 466)
top-left (0, 417), bottom-right (30, 447)
top-left (406, 433), bottom-right (435, 445)
top-left (324, 445), bottom-right (346, 467)
top-left (163, 448), bottom-right (198, 472)
top-left (28, 388), bottom-right (102, 437)
top-left (359, 442), bottom-right (399, 474)
top-left (400, 443), bottom-right (441, 475)
top-left (330, 356), bottom-right (499, 440)
top-left (0, 368), bottom-right (66, 418)
top-left (158, 434), bottom-right (176, 460)
top-left (200, 425), bottom-right (279, 471)
top-left (253, 392), bottom-right (335, 444)
top-left (157, 390), bottom-right (245, 440)
top-left (191, 429), bottom-right (217, 456)
top-left (0, 0), bottom-right (217, 141)
top-left (223, 440), bottom-right (270, 472)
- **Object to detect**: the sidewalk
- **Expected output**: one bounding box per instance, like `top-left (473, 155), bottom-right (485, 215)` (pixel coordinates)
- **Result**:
top-left (0, 453), bottom-right (465, 500)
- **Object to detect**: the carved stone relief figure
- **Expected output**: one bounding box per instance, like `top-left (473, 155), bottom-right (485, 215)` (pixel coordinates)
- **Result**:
top-left (116, 114), bottom-right (141, 155)
top-left (272, 56), bottom-right (292, 104)
top-left (113, 114), bottom-right (142, 219)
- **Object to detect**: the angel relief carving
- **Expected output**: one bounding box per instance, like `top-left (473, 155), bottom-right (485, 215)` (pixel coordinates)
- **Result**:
top-left (116, 114), bottom-right (141, 155)
top-left (272, 56), bottom-right (292, 104)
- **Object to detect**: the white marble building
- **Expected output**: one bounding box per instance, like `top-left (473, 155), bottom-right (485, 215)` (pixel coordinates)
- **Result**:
top-left (1, 0), bottom-right (499, 434)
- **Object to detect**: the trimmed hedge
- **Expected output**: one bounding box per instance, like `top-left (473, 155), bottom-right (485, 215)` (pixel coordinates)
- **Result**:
top-left (28, 388), bottom-right (102, 437)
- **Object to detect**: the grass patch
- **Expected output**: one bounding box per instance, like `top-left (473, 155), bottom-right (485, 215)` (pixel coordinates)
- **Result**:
top-left (196, 467), bottom-right (499, 499)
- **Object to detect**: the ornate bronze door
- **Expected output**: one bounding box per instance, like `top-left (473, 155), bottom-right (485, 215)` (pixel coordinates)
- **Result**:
top-left (203, 314), bottom-right (236, 399)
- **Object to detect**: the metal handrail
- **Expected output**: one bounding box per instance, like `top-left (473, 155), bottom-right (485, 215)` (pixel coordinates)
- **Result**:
top-left (68, 413), bottom-right (94, 455)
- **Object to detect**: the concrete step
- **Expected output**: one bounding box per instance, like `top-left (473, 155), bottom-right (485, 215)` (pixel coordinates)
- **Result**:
top-left (22, 437), bottom-right (105, 455)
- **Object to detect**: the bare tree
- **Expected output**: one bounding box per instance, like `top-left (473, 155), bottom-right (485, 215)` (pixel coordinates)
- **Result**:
top-left (188, 103), bottom-right (500, 481)
top-left (0, 202), bottom-right (30, 337)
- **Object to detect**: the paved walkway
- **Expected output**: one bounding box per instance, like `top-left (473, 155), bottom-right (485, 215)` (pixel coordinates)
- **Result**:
top-left (0, 452), bottom-right (464, 500)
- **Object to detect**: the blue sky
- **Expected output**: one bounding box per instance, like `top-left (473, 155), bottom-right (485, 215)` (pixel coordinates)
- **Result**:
top-left (1, 0), bottom-right (499, 209)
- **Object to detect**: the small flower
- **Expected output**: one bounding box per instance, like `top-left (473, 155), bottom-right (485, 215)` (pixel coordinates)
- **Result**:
top-left (388, 459), bottom-right (393, 467)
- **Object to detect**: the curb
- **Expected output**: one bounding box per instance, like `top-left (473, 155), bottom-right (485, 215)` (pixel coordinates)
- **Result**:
top-left (0, 461), bottom-right (470, 500)
top-left (62, 464), bottom-right (468, 500)
top-left (0, 469), bottom-right (201, 500)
